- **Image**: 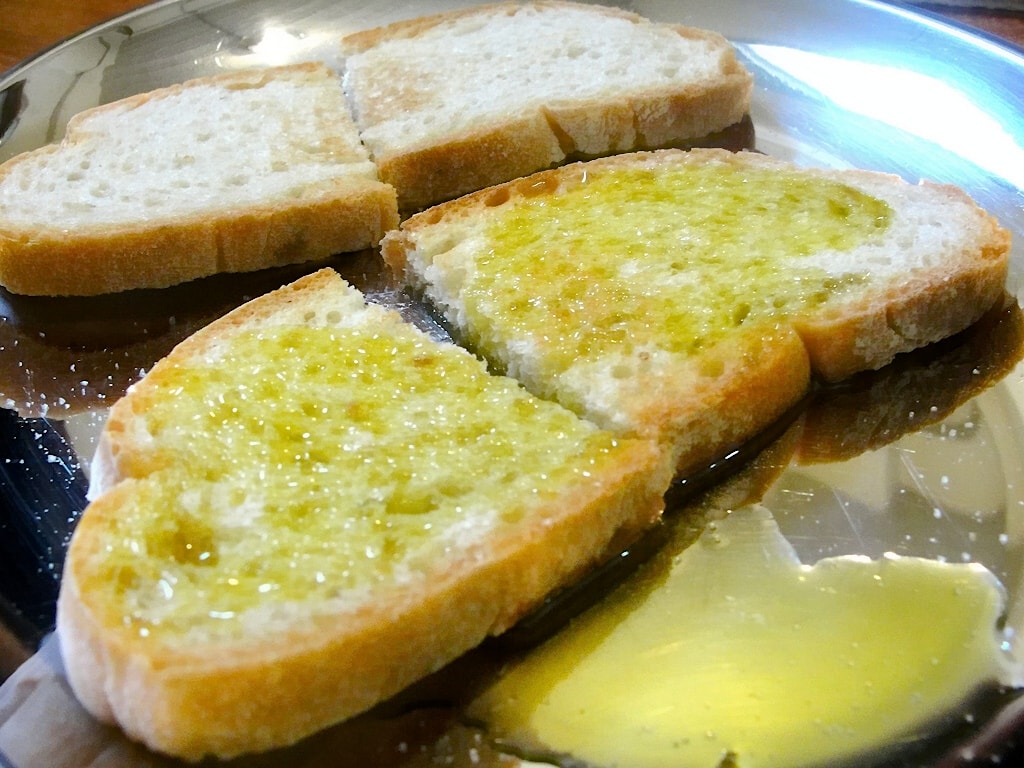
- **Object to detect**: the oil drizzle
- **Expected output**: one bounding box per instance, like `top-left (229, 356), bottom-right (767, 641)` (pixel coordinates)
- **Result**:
top-left (470, 505), bottom-right (1021, 768)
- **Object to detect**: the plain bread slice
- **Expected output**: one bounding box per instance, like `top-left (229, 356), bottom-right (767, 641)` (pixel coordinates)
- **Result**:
top-left (0, 63), bottom-right (399, 296)
top-left (341, 1), bottom-right (753, 211)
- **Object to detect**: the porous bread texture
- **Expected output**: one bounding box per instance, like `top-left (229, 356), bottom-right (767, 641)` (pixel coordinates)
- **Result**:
top-left (58, 268), bottom-right (672, 760)
top-left (0, 63), bottom-right (399, 296)
top-left (341, 1), bottom-right (753, 211)
top-left (381, 148), bottom-right (1010, 477)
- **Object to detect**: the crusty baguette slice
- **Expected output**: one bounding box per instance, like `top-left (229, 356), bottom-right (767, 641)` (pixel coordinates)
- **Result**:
top-left (56, 268), bottom-right (673, 760)
top-left (0, 63), bottom-right (399, 296)
top-left (382, 148), bottom-right (1010, 476)
top-left (340, 1), bottom-right (753, 211)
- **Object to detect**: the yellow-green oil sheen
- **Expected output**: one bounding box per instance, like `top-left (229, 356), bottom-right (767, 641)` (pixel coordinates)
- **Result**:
top-left (96, 325), bottom-right (626, 639)
top-left (471, 506), bottom-right (1018, 768)
top-left (469, 164), bottom-right (890, 371)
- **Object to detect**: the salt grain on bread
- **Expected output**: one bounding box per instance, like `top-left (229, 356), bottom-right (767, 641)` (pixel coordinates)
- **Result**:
top-left (382, 148), bottom-right (1010, 476)
top-left (57, 268), bottom-right (673, 760)
top-left (341, 1), bottom-right (753, 211)
top-left (0, 63), bottom-right (399, 296)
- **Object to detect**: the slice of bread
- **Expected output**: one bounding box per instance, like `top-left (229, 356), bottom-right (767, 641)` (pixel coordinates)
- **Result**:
top-left (340, 1), bottom-right (753, 211)
top-left (56, 268), bottom-right (673, 760)
top-left (381, 148), bottom-right (1010, 476)
top-left (0, 63), bottom-right (399, 296)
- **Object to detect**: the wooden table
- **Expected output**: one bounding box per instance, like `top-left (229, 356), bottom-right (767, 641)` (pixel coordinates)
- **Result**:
top-left (1, 0), bottom-right (1022, 74)
top-left (933, 4), bottom-right (1024, 43)
top-left (1, 0), bottom-right (148, 73)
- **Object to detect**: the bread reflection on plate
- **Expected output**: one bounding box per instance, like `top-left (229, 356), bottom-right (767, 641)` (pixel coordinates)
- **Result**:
top-left (770, 295), bottom-right (1024, 576)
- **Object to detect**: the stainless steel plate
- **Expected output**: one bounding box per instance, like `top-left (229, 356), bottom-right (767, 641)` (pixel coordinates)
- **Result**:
top-left (1, 1), bottom-right (1023, 765)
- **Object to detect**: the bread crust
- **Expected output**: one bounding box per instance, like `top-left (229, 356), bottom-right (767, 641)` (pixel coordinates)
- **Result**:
top-left (382, 148), bottom-right (1011, 474)
top-left (622, 327), bottom-right (813, 477)
top-left (374, 114), bottom-right (568, 216)
top-left (58, 269), bottom-right (673, 759)
top-left (341, 2), bottom-right (753, 211)
top-left (61, 445), bottom-right (664, 758)
top-left (0, 64), bottom-right (400, 296)
top-left (797, 295), bottom-right (1024, 465)
top-left (0, 178), bottom-right (398, 296)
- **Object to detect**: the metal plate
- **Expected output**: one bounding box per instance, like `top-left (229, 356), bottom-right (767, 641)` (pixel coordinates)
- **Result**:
top-left (1, 0), bottom-right (1024, 764)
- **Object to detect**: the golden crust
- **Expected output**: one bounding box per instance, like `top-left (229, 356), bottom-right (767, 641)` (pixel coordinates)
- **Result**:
top-left (0, 179), bottom-right (399, 296)
top-left (797, 295), bottom-right (1024, 465)
top-left (31, 6), bottom-right (1011, 760)
top-left (623, 327), bottom-right (813, 477)
top-left (376, 115), bottom-right (568, 214)
top-left (377, 71), bottom-right (753, 212)
top-left (61, 440), bottom-right (664, 759)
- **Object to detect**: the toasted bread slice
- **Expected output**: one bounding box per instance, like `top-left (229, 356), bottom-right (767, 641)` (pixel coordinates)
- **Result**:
top-left (56, 268), bottom-right (672, 760)
top-left (382, 148), bottom-right (1010, 476)
top-left (340, 1), bottom-right (753, 211)
top-left (0, 64), bottom-right (399, 296)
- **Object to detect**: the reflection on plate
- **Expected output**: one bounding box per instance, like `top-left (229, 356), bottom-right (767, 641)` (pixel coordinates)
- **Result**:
top-left (1, 0), bottom-right (1024, 766)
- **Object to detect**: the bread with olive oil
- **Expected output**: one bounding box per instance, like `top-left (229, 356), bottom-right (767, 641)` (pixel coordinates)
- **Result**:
top-left (381, 148), bottom-right (1010, 476)
top-left (0, 63), bottom-right (399, 296)
top-left (56, 268), bottom-right (672, 760)
top-left (340, 1), bottom-right (753, 211)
